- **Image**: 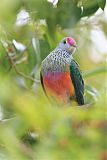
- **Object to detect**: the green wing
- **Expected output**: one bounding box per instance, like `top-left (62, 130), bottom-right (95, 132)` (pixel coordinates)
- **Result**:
top-left (70, 59), bottom-right (84, 105)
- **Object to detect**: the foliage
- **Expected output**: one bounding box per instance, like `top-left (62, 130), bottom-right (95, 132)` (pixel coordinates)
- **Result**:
top-left (0, 0), bottom-right (106, 160)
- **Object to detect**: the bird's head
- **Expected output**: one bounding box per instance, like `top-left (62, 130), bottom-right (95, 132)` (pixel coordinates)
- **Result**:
top-left (57, 37), bottom-right (77, 54)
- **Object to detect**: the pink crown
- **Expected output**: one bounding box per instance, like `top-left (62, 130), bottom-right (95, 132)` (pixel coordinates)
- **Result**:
top-left (67, 37), bottom-right (76, 46)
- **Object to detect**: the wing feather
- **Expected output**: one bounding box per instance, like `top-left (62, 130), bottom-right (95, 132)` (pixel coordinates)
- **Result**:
top-left (70, 59), bottom-right (84, 105)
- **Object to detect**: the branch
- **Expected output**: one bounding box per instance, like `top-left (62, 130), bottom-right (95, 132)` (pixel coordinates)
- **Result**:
top-left (1, 41), bottom-right (40, 83)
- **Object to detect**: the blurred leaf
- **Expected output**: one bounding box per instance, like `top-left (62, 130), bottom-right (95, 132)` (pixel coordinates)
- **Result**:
top-left (84, 84), bottom-right (99, 104)
top-left (0, 0), bottom-right (106, 159)
top-left (0, 104), bottom-right (4, 121)
top-left (56, 1), bottom-right (82, 28)
top-left (25, 0), bottom-right (82, 37)
top-left (82, 5), bottom-right (99, 17)
top-left (82, 0), bottom-right (99, 17)
top-left (32, 37), bottom-right (41, 66)
top-left (83, 66), bottom-right (107, 78)
top-left (0, 0), bottom-right (21, 30)
top-left (97, 0), bottom-right (106, 10)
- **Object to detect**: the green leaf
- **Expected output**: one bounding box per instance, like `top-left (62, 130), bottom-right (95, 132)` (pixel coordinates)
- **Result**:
top-left (82, 5), bottom-right (99, 17)
top-left (83, 66), bottom-right (107, 78)
top-left (84, 84), bottom-right (99, 104)
top-left (97, 0), bottom-right (106, 10)
top-left (56, 1), bottom-right (82, 28)
top-left (81, 0), bottom-right (99, 17)
top-left (26, 0), bottom-right (82, 35)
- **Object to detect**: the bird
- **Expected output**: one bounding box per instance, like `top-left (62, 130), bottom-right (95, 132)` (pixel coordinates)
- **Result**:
top-left (40, 37), bottom-right (84, 105)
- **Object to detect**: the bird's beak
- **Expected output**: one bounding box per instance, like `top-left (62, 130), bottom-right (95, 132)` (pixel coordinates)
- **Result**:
top-left (72, 44), bottom-right (77, 48)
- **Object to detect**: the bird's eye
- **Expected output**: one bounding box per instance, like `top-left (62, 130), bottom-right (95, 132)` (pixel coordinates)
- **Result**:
top-left (63, 40), bottom-right (66, 44)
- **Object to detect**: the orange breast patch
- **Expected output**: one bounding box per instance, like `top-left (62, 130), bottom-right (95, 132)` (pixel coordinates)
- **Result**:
top-left (43, 71), bottom-right (74, 102)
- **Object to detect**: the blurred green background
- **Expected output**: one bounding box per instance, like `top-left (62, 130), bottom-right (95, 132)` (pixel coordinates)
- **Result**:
top-left (0, 0), bottom-right (107, 159)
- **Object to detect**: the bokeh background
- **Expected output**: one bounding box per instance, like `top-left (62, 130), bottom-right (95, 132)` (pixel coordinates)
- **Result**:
top-left (0, 0), bottom-right (106, 159)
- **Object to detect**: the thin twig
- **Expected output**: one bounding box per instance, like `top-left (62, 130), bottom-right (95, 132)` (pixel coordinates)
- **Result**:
top-left (1, 41), bottom-right (40, 83)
